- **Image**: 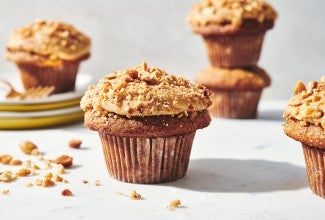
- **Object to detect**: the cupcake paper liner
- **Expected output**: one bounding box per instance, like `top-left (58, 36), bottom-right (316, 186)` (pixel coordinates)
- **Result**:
top-left (17, 62), bottom-right (80, 94)
top-left (302, 143), bottom-right (325, 198)
top-left (208, 89), bottom-right (262, 119)
top-left (203, 31), bottom-right (265, 67)
top-left (98, 131), bottom-right (196, 184)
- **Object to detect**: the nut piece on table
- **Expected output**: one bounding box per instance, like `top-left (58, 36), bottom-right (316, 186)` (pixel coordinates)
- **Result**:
top-left (167, 199), bottom-right (181, 210)
top-left (0, 154), bottom-right (13, 164)
top-left (10, 159), bottom-right (22, 166)
top-left (0, 171), bottom-right (16, 182)
top-left (130, 190), bottom-right (142, 200)
top-left (19, 141), bottom-right (38, 155)
top-left (16, 168), bottom-right (31, 177)
top-left (68, 139), bottom-right (82, 149)
top-left (61, 189), bottom-right (73, 196)
top-left (52, 155), bottom-right (73, 168)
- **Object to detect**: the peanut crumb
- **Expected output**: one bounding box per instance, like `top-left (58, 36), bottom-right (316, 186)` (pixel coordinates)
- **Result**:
top-left (23, 160), bottom-right (32, 168)
top-left (167, 199), bottom-right (181, 210)
top-left (56, 164), bottom-right (65, 174)
top-left (0, 171), bottom-right (16, 182)
top-left (41, 178), bottom-right (55, 187)
top-left (45, 172), bottom-right (53, 179)
top-left (53, 175), bottom-right (63, 182)
top-left (33, 164), bottom-right (40, 170)
top-left (94, 180), bottom-right (101, 186)
top-left (38, 154), bottom-right (45, 161)
top-left (68, 139), bottom-right (82, 149)
top-left (61, 189), bottom-right (73, 196)
top-left (82, 179), bottom-right (88, 184)
top-left (0, 154), bottom-right (13, 164)
top-left (31, 148), bottom-right (39, 156)
top-left (52, 155), bottom-right (73, 168)
top-left (25, 182), bottom-right (33, 188)
top-left (10, 159), bottom-right (22, 166)
top-left (44, 161), bottom-right (52, 169)
top-left (16, 168), bottom-right (31, 177)
top-left (62, 178), bottom-right (69, 183)
top-left (19, 141), bottom-right (38, 154)
top-left (130, 190), bottom-right (142, 200)
top-left (2, 189), bottom-right (9, 195)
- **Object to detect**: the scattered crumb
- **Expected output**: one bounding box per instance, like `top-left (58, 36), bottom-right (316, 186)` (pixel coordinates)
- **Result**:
top-left (22, 160), bottom-right (32, 168)
top-left (94, 180), bottom-right (101, 186)
top-left (167, 199), bottom-right (181, 210)
top-left (61, 188), bottom-right (73, 196)
top-left (19, 141), bottom-right (38, 155)
top-left (53, 175), bottom-right (63, 182)
top-left (56, 164), bottom-right (65, 174)
top-left (68, 139), bottom-right (82, 149)
top-left (16, 168), bottom-right (31, 177)
top-left (44, 161), bottom-right (52, 169)
top-left (114, 191), bottom-right (124, 196)
top-left (45, 172), bottom-right (53, 179)
top-left (62, 178), bottom-right (69, 184)
top-left (10, 159), bottom-right (22, 166)
top-left (35, 178), bottom-right (55, 187)
top-left (31, 148), bottom-right (39, 156)
top-left (82, 179), bottom-right (88, 184)
top-left (0, 171), bottom-right (16, 182)
top-left (25, 182), bottom-right (33, 188)
top-left (130, 190), bottom-right (142, 200)
top-left (38, 154), bottom-right (44, 161)
top-left (52, 155), bottom-right (73, 168)
top-left (33, 164), bottom-right (40, 170)
top-left (2, 189), bottom-right (9, 195)
top-left (0, 154), bottom-right (13, 164)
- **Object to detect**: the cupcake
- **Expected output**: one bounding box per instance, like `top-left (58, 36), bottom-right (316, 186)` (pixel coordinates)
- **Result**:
top-left (187, 0), bottom-right (277, 67)
top-left (81, 62), bottom-right (211, 184)
top-left (6, 20), bottom-right (91, 94)
top-left (283, 77), bottom-right (325, 198)
top-left (196, 65), bottom-right (270, 118)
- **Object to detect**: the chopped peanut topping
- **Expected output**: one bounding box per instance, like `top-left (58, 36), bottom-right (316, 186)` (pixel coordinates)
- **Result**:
top-left (61, 189), bottom-right (73, 196)
top-left (130, 190), bottom-right (142, 200)
top-left (167, 199), bottom-right (181, 210)
top-left (16, 168), bottom-right (31, 177)
top-left (19, 141), bottom-right (38, 154)
top-left (68, 139), bottom-right (82, 149)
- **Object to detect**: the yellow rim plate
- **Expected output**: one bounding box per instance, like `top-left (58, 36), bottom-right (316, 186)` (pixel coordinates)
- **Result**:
top-left (0, 97), bottom-right (81, 111)
top-left (0, 111), bottom-right (84, 130)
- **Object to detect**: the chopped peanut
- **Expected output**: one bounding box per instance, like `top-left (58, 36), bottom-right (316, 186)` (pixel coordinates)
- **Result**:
top-left (68, 139), bottom-right (82, 149)
top-left (0, 154), bottom-right (13, 164)
top-left (56, 164), bottom-right (65, 174)
top-left (19, 141), bottom-right (38, 154)
top-left (167, 199), bottom-right (181, 210)
top-left (130, 190), bottom-right (142, 200)
top-left (10, 159), bottom-right (22, 166)
top-left (16, 168), bottom-right (31, 177)
top-left (52, 155), bottom-right (73, 168)
top-left (61, 189), bottom-right (73, 196)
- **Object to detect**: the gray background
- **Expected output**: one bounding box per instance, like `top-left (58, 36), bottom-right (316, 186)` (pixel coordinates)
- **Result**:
top-left (0, 0), bottom-right (324, 100)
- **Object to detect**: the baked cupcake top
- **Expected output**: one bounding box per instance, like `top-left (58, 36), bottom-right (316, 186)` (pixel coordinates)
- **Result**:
top-left (187, 0), bottom-right (277, 28)
top-left (283, 78), bottom-right (325, 130)
top-left (195, 66), bottom-right (270, 90)
top-left (6, 20), bottom-right (91, 63)
top-left (81, 62), bottom-right (211, 118)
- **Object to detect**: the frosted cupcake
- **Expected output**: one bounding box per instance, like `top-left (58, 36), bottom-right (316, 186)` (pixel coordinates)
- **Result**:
top-left (81, 62), bottom-right (211, 183)
top-left (187, 0), bottom-right (277, 67)
top-left (283, 77), bottom-right (325, 198)
top-left (196, 65), bottom-right (270, 118)
top-left (6, 20), bottom-right (91, 94)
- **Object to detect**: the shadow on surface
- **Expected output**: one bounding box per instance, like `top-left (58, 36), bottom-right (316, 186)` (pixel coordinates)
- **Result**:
top-left (257, 109), bottom-right (284, 121)
top-left (165, 158), bottom-right (307, 193)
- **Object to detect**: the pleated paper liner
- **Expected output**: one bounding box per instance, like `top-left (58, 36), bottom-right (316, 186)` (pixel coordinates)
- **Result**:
top-left (99, 132), bottom-right (196, 184)
top-left (203, 31), bottom-right (265, 67)
top-left (208, 89), bottom-right (262, 119)
top-left (302, 143), bottom-right (325, 198)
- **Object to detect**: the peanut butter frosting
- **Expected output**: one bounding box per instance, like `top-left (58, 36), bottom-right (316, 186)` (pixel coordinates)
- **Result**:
top-left (81, 62), bottom-right (212, 118)
top-left (187, 0), bottom-right (277, 28)
top-left (6, 20), bottom-right (91, 63)
top-left (196, 66), bottom-right (270, 90)
top-left (283, 77), bottom-right (325, 130)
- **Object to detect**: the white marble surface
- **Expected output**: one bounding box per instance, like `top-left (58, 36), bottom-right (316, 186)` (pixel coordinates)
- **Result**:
top-left (1, 100), bottom-right (325, 220)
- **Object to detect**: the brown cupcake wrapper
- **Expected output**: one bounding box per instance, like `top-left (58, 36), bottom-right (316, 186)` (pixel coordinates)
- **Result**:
top-left (203, 32), bottom-right (265, 67)
top-left (17, 62), bottom-right (80, 94)
top-left (302, 143), bottom-right (325, 198)
top-left (98, 132), bottom-right (196, 184)
top-left (208, 89), bottom-right (262, 119)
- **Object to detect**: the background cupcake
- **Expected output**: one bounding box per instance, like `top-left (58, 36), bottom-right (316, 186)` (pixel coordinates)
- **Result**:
top-left (283, 77), bottom-right (325, 198)
top-left (196, 65), bottom-right (270, 118)
top-left (187, 0), bottom-right (277, 67)
top-left (81, 62), bottom-right (211, 184)
top-left (6, 20), bottom-right (91, 94)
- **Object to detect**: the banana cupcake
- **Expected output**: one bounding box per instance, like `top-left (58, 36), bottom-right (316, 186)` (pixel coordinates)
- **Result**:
top-left (6, 20), bottom-right (91, 94)
top-left (81, 62), bottom-right (211, 184)
top-left (187, 0), bottom-right (277, 67)
top-left (196, 65), bottom-right (270, 118)
top-left (283, 77), bottom-right (325, 198)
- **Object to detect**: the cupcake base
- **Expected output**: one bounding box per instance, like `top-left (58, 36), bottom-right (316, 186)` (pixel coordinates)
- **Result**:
top-left (203, 31), bottom-right (265, 67)
top-left (17, 61), bottom-right (80, 94)
top-left (302, 143), bottom-right (325, 198)
top-left (208, 89), bottom-right (262, 119)
top-left (99, 132), bottom-right (196, 184)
